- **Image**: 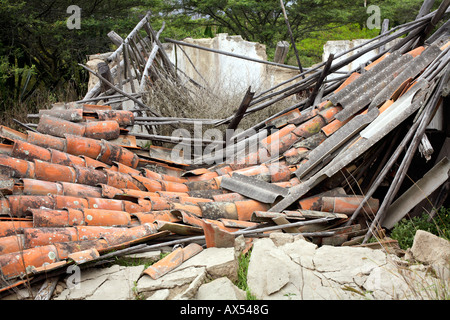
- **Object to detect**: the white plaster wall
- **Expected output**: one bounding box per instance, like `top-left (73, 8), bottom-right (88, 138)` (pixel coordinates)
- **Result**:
top-left (166, 33), bottom-right (298, 94)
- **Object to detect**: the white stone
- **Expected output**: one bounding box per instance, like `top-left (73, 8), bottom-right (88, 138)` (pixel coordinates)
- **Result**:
top-left (281, 238), bottom-right (318, 269)
top-left (147, 289), bottom-right (170, 300)
top-left (313, 245), bottom-right (387, 284)
top-left (196, 277), bottom-right (246, 300)
top-left (179, 247), bottom-right (238, 282)
top-left (411, 230), bottom-right (450, 281)
top-left (55, 265), bottom-right (144, 300)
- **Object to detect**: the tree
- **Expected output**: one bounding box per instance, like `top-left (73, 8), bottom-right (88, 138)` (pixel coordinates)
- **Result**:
top-left (0, 0), bottom-right (161, 109)
top-left (167, 0), bottom-right (366, 47)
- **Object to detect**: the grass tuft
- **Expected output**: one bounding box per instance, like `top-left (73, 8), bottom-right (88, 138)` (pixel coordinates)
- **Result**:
top-left (235, 250), bottom-right (257, 300)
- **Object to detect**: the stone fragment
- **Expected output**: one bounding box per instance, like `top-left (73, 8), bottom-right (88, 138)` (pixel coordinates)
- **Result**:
top-left (410, 230), bottom-right (450, 281)
top-left (196, 277), bottom-right (246, 300)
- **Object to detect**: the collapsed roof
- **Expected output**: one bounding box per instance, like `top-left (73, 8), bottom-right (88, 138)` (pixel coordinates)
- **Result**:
top-left (0, 1), bottom-right (449, 295)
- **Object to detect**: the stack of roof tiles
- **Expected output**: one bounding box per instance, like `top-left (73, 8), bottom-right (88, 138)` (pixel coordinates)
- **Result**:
top-left (1, 6), bottom-right (449, 294)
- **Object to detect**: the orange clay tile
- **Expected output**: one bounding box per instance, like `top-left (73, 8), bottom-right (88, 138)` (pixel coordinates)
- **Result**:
top-left (136, 198), bottom-right (152, 211)
top-left (142, 247), bottom-right (184, 279)
top-left (60, 181), bottom-right (103, 198)
top-left (122, 200), bottom-right (145, 213)
top-left (86, 197), bottom-right (124, 211)
top-left (202, 220), bottom-right (236, 248)
top-left (178, 196), bottom-right (213, 205)
top-left (198, 202), bottom-right (238, 220)
top-left (52, 239), bottom-right (105, 260)
top-left (73, 165), bottom-right (108, 186)
top-left (34, 159), bottom-right (76, 183)
top-left (334, 72), bottom-right (361, 91)
top-left (0, 244), bottom-right (60, 279)
top-left (82, 155), bottom-right (110, 169)
top-left (0, 154), bottom-right (35, 179)
top-left (149, 197), bottom-right (171, 211)
top-left (11, 140), bottom-right (51, 163)
top-left (212, 192), bottom-right (247, 202)
top-left (176, 210), bottom-right (204, 228)
top-left (289, 177), bottom-right (301, 185)
top-left (117, 145), bottom-right (140, 169)
top-left (54, 195), bottom-right (88, 211)
top-left (82, 104), bottom-right (112, 111)
top-left (156, 191), bottom-right (189, 200)
top-left (406, 46), bottom-right (425, 58)
top-left (94, 110), bottom-right (134, 126)
top-left (261, 124), bottom-right (296, 148)
top-left (0, 234), bottom-right (24, 255)
top-left (258, 146), bottom-right (272, 163)
top-left (298, 195), bottom-right (322, 211)
top-left (321, 118), bottom-right (351, 137)
top-left (232, 150), bottom-right (260, 168)
top-left (67, 248), bottom-right (100, 264)
top-left (81, 208), bottom-right (131, 227)
top-left (219, 218), bottom-right (259, 230)
top-left (65, 134), bottom-right (103, 159)
top-left (234, 200), bottom-right (270, 221)
top-left (104, 187), bottom-right (158, 200)
top-left (38, 108), bottom-right (84, 122)
top-left (267, 163), bottom-right (292, 182)
top-left (292, 115), bottom-right (327, 138)
top-left (75, 225), bottom-right (126, 241)
top-left (114, 162), bottom-right (141, 175)
top-left (232, 164), bottom-right (269, 178)
top-left (141, 167), bottom-right (162, 180)
top-left (264, 108), bottom-right (302, 128)
top-left (214, 165), bottom-right (233, 176)
top-left (132, 210), bottom-right (181, 224)
top-left (0, 220), bottom-right (33, 237)
top-left (7, 195), bottom-right (55, 217)
top-left (103, 224), bottom-right (158, 246)
top-left (49, 149), bottom-right (86, 167)
top-left (0, 125), bottom-right (28, 141)
top-left (159, 180), bottom-right (189, 193)
top-left (0, 142), bottom-right (13, 155)
top-left (31, 208), bottom-right (85, 227)
top-left (22, 178), bottom-right (63, 196)
top-left (185, 171), bottom-right (219, 182)
top-left (142, 243), bottom-right (203, 280)
top-left (318, 106), bottom-right (343, 123)
top-left (203, 219), bottom-right (239, 233)
top-left (265, 132), bottom-right (300, 156)
top-left (84, 120), bottom-right (120, 140)
top-left (321, 196), bottom-right (379, 215)
top-left (37, 115), bottom-right (86, 138)
top-left (76, 224), bottom-right (156, 245)
top-left (284, 146), bottom-right (309, 160)
top-left (104, 168), bottom-right (141, 190)
top-left (23, 227), bottom-right (79, 248)
top-left (132, 175), bottom-right (163, 192)
top-left (26, 131), bottom-right (66, 151)
top-left (171, 203), bottom-right (203, 217)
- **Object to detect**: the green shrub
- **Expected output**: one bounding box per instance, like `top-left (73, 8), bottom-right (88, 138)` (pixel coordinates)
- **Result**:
top-left (390, 206), bottom-right (450, 250)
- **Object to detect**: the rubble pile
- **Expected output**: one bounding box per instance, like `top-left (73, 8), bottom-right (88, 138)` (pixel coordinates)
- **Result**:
top-left (0, 1), bottom-right (449, 298)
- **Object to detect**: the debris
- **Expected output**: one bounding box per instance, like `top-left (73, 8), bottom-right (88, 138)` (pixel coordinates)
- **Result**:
top-left (0, 2), bottom-right (449, 297)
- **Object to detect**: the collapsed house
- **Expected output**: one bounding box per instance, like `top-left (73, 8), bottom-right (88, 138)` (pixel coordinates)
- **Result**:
top-left (0, 1), bottom-right (449, 295)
